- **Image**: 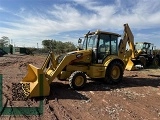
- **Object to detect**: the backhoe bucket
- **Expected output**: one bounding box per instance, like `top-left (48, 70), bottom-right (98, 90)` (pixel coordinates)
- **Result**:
top-left (21, 64), bottom-right (50, 98)
top-left (123, 49), bottom-right (135, 71)
top-left (125, 59), bottom-right (135, 71)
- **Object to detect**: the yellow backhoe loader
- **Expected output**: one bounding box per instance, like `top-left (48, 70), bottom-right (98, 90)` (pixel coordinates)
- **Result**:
top-left (20, 23), bottom-right (135, 98)
top-left (127, 42), bottom-right (160, 70)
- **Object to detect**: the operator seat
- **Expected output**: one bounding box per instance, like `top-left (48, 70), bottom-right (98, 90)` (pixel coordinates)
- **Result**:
top-left (98, 44), bottom-right (109, 60)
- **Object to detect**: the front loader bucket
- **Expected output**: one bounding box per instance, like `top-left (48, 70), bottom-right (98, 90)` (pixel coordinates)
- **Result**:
top-left (21, 64), bottom-right (50, 98)
top-left (125, 59), bottom-right (135, 71)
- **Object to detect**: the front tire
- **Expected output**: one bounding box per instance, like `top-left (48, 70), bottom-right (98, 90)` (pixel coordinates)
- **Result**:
top-left (104, 61), bottom-right (123, 84)
top-left (69, 71), bottom-right (87, 90)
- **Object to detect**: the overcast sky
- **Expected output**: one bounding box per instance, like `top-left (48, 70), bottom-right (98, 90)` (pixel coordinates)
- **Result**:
top-left (0, 0), bottom-right (160, 48)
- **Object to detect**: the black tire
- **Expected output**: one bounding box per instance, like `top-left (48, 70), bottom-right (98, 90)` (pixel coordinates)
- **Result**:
top-left (152, 58), bottom-right (159, 66)
top-left (69, 71), bottom-right (87, 90)
top-left (139, 56), bottom-right (146, 68)
top-left (104, 61), bottom-right (123, 84)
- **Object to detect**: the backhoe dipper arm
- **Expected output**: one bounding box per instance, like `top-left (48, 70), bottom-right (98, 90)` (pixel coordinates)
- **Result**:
top-left (118, 24), bottom-right (135, 61)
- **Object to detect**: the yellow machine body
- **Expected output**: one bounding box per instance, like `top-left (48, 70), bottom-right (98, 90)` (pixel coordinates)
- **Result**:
top-left (21, 23), bottom-right (135, 98)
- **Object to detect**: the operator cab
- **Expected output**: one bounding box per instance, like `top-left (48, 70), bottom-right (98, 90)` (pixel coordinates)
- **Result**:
top-left (79, 30), bottom-right (121, 64)
top-left (135, 42), bottom-right (153, 55)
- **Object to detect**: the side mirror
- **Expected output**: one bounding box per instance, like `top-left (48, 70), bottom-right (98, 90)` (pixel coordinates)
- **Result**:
top-left (78, 38), bottom-right (82, 44)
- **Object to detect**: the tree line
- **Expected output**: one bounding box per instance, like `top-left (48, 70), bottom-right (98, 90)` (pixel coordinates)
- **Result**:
top-left (42, 39), bottom-right (77, 54)
top-left (0, 36), bottom-right (77, 55)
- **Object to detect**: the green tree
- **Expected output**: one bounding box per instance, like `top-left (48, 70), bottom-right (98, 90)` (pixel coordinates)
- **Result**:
top-left (64, 42), bottom-right (76, 52)
top-left (42, 39), bottom-right (76, 54)
top-left (42, 40), bottom-right (52, 49)
top-left (0, 36), bottom-right (10, 48)
top-left (56, 41), bottom-right (65, 53)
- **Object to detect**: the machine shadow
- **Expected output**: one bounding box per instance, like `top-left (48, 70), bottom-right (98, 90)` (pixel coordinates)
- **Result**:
top-left (45, 75), bottom-right (160, 101)
top-left (83, 76), bottom-right (160, 91)
top-left (46, 82), bottom-right (89, 101)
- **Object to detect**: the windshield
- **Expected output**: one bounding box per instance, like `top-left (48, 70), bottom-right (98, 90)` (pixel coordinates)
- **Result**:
top-left (135, 43), bottom-right (152, 53)
top-left (135, 43), bottom-right (143, 50)
top-left (82, 35), bottom-right (97, 50)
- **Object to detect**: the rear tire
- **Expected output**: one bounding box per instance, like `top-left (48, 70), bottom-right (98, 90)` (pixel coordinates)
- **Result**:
top-left (69, 71), bottom-right (87, 90)
top-left (104, 61), bottom-right (123, 84)
top-left (152, 57), bottom-right (159, 66)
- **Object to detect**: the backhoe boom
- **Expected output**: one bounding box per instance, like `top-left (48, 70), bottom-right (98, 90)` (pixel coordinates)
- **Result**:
top-left (118, 24), bottom-right (135, 70)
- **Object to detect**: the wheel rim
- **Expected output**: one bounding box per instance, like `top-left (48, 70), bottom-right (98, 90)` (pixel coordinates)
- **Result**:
top-left (111, 66), bottom-right (120, 80)
top-left (75, 76), bottom-right (84, 87)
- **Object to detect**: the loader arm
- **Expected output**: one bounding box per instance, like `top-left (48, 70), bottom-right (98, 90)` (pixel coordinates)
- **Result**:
top-left (21, 50), bottom-right (91, 97)
top-left (41, 52), bottom-right (57, 71)
top-left (45, 50), bottom-right (91, 84)
top-left (118, 24), bottom-right (135, 70)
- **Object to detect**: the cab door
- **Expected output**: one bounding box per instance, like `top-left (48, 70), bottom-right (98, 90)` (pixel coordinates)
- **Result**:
top-left (97, 34), bottom-right (118, 63)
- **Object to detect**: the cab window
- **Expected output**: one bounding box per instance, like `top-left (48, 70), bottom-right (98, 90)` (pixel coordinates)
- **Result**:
top-left (111, 35), bottom-right (118, 55)
top-left (82, 38), bottom-right (87, 50)
top-left (87, 35), bottom-right (97, 50)
top-left (97, 34), bottom-right (110, 61)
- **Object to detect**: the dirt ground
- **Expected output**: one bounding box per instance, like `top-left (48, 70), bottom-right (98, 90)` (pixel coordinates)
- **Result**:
top-left (0, 54), bottom-right (160, 120)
